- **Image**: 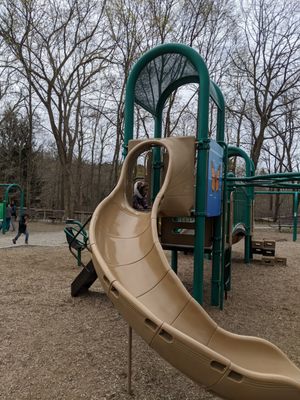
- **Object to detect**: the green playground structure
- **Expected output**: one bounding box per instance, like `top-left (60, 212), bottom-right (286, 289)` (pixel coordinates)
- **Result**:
top-left (70, 43), bottom-right (300, 309)
top-left (88, 43), bottom-right (300, 399)
top-left (0, 183), bottom-right (24, 234)
top-left (123, 43), bottom-right (227, 307)
top-left (121, 42), bottom-right (300, 309)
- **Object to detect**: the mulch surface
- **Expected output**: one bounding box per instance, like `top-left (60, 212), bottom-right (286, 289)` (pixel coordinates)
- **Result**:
top-left (1, 227), bottom-right (299, 399)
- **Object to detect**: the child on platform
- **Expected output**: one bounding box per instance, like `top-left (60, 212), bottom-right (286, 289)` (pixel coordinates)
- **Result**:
top-left (133, 181), bottom-right (149, 211)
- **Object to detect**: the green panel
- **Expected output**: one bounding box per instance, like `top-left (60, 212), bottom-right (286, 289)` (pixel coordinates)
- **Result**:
top-left (0, 202), bottom-right (4, 221)
top-left (233, 187), bottom-right (248, 227)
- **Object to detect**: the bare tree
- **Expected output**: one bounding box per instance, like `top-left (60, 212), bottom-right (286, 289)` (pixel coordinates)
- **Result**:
top-left (104, 0), bottom-right (149, 186)
top-left (154, 0), bottom-right (236, 138)
top-left (0, 0), bottom-right (113, 215)
top-left (261, 92), bottom-right (300, 172)
top-left (229, 0), bottom-right (300, 169)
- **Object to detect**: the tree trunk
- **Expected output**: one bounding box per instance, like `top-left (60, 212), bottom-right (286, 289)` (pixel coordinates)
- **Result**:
top-left (251, 122), bottom-right (267, 169)
top-left (273, 193), bottom-right (281, 222)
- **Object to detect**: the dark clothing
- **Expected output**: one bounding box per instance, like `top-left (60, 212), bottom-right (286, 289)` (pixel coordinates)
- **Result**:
top-left (18, 218), bottom-right (27, 233)
top-left (11, 204), bottom-right (17, 218)
top-left (5, 217), bottom-right (11, 231)
top-left (5, 205), bottom-right (12, 231)
top-left (13, 216), bottom-right (29, 244)
top-left (6, 206), bottom-right (12, 218)
top-left (133, 195), bottom-right (148, 210)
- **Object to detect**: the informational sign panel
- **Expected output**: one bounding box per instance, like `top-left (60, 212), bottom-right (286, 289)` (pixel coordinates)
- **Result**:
top-left (206, 140), bottom-right (223, 217)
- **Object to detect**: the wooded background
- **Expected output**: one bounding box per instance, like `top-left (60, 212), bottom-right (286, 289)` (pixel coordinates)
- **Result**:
top-left (0, 0), bottom-right (299, 217)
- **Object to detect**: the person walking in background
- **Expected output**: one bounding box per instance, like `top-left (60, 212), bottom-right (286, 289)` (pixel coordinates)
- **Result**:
top-left (10, 201), bottom-right (17, 231)
top-left (5, 204), bottom-right (12, 232)
top-left (12, 214), bottom-right (29, 245)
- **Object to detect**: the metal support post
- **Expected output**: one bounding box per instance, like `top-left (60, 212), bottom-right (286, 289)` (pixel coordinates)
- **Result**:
top-left (128, 325), bottom-right (133, 395)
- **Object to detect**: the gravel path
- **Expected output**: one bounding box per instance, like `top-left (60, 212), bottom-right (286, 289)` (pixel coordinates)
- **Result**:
top-left (0, 221), bottom-right (67, 248)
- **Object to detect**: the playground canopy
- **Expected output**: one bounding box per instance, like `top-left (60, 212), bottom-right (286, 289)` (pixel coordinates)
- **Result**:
top-left (125, 43), bottom-right (224, 126)
top-left (134, 51), bottom-right (222, 115)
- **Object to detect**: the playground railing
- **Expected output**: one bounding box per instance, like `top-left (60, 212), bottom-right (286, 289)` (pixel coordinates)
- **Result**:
top-left (21, 207), bottom-right (92, 223)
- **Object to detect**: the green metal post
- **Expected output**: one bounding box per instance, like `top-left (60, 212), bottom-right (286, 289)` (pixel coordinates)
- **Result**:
top-left (219, 145), bottom-right (229, 310)
top-left (210, 93), bottom-right (225, 307)
top-left (193, 78), bottom-right (210, 305)
top-left (244, 160), bottom-right (254, 264)
top-left (77, 248), bottom-right (81, 267)
top-left (211, 216), bottom-right (222, 306)
top-left (152, 112), bottom-right (163, 202)
top-left (293, 192), bottom-right (299, 242)
top-left (1, 199), bottom-right (6, 234)
top-left (227, 147), bottom-right (254, 264)
top-left (0, 202), bottom-right (5, 229)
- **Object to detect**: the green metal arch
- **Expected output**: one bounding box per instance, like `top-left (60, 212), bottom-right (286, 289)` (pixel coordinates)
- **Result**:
top-left (210, 81), bottom-right (225, 112)
top-left (124, 43), bottom-right (213, 150)
top-left (0, 183), bottom-right (24, 204)
top-left (0, 183), bottom-right (24, 234)
top-left (155, 75), bottom-right (199, 117)
top-left (227, 146), bottom-right (255, 177)
top-left (226, 147), bottom-right (254, 264)
top-left (155, 76), bottom-right (225, 118)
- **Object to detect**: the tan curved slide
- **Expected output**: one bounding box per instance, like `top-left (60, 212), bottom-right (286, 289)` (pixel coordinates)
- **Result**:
top-left (90, 137), bottom-right (300, 400)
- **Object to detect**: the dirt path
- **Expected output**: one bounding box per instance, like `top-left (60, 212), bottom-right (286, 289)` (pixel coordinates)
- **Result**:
top-left (0, 223), bottom-right (299, 399)
top-left (0, 221), bottom-right (66, 249)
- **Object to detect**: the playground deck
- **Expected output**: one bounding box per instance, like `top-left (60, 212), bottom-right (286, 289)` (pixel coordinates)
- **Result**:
top-left (0, 224), bottom-right (299, 400)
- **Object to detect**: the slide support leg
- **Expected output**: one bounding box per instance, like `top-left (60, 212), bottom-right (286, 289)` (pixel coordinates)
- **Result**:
top-left (128, 325), bottom-right (133, 395)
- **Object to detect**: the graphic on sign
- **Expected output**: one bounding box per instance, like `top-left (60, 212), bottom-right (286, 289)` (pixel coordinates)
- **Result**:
top-left (206, 141), bottom-right (223, 217)
top-left (211, 161), bottom-right (221, 192)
